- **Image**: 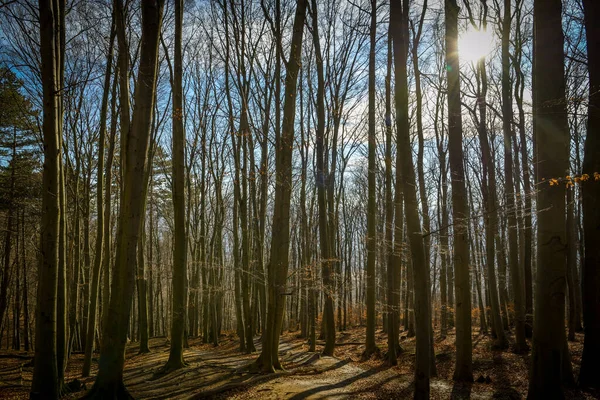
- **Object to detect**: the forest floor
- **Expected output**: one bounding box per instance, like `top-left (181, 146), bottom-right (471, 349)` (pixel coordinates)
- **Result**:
top-left (0, 327), bottom-right (598, 399)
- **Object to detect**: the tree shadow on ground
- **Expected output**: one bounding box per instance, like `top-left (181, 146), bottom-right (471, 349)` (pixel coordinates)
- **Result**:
top-left (450, 381), bottom-right (472, 399)
top-left (287, 365), bottom-right (389, 400)
top-left (490, 352), bottom-right (522, 400)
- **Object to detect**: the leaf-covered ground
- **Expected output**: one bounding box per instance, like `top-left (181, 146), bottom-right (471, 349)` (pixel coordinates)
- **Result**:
top-left (0, 328), bottom-right (598, 399)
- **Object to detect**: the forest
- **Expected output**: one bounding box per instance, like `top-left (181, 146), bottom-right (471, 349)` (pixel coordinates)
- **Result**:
top-left (0, 0), bottom-right (598, 398)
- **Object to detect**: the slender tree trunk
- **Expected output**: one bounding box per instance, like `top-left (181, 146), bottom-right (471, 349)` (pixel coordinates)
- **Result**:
top-left (253, 0), bottom-right (306, 372)
top-left (81, 179), bottom-right (91, 354)
top-left (14, 212), bottom-right (20, 351)
top-left (22, 210), bottom-right (30, 352)
top-left (436, 91), bottom-right (449, 336)
top-left (0, 131), bottom-right (16, 342)
top-left (137, 226), bottom-right (150, 353)
top-left (445, 0), bottom-right (472, 382)
top-left (82, 20), bottom-right (115, 377)
top-left (102, 66), bottom-right (118, 341)
top-left (391, 0), bottom-right (431, 396)
top-left (384, 23), bottom-right (400, 365)
top-left (56, 1), bottom-right (67, 387)
top-left (162, 0), bottom-right (187, 372)
top-left (513, 2), bottom-right (533, 337)
top-left (364, 0), bottom-right (378, 358)
top-left (579, 0), bottom-right (600, 389)
top-left (31, 1), bottom-right (63, 397)
top-left (88, 1), bottom-right (164, 396)
top-left (309, 0), bottom-right (335, 357)
top-left (476, 46), bottom-right (508, 347)
top-left (501, 0), bottom-right (527, 352)
top-left (566, 187), bottom-right (577, 342)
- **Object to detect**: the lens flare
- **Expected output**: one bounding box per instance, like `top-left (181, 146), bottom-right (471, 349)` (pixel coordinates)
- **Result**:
top-left (458, 27), bottom-right (496, 63)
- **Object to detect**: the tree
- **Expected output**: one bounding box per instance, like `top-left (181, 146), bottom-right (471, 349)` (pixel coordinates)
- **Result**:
top-left (463, 0), bottom-right (508, 348)
top-left (82, 18), bottom-right (115, 378)
top-left (364, 0), bottom-right (378, 359)
top-left (30, 0), bottom-right (64, 397)
top-left (527, 0), bottom-right (574, 396)
top-left (391, 0), bottom-right (431, 396)
top-left (500, 0), bottom-right (527, 352)
top-left (309, 0), bottom-right (335, 357)
top-left (579, 0), bottom-right (600, 389)
top-left (163, 0), bottom-right (187, 372)
top-left (0, 67), bottom-right (37, 339)
top-left (445, 0), bottom-right (473, 382)
top-left (86, 0), bottom-right (164, 397)
top-left (253, 0), bottom-right (307, 373)
top-left (512, 0), bottom-right (533, 338)
top-left (385, 22), bottom-right (401, 366)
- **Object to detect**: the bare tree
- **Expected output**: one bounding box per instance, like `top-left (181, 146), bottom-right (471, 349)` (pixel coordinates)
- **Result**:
top-left (87, 1), bottom-right (164, 396)
top-left (528, 0), bottom-right (574, 396)
top-left (579, 0), bottom-right (600, 389)
top-left (445, 0), bottom-right (473, 382)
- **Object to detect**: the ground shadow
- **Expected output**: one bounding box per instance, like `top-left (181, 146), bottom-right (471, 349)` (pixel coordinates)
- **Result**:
top-left (450, 381), bottom-right (473, 400)
top-left (287, 365), bottom-right (386, 400)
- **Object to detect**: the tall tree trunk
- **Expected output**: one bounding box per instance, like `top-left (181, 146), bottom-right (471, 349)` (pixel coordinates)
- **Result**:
top-left (253, 0), bottom-right (306, 373)
top-left (31, 0), bottom-right (64, 397)
top-left (22, 210), bottom-right (30, 352)
top-left (55, 0), bottom-right (67, 387)
top-left (0, 131), bottom-right (16, 342)
top-left (364, 0), bottom-right (379, 358)
top-left (435, 89), bottom-right (449, 337)
top-left (82, 20), bottom-right (115, 377)
top-left (14, 208), bottom-right (20, 351)
top-left (309, 0), bottom-right (335, 357)
top-left (102, 65), bottom-right (118, 340)
top-left (566, 187), bottom-right (577, 342)
top-left (163, 0), bottom-right (187, 372)
top-left (513, 0), bottom-right (533, 337)
top-left (385, 23), bottom-right (400, 365)
top-left (391, 0), bottom-right (431, 396)
top-left (69, 175), bottom-right (81, 355)
top-left (476, 34), bottom-right (508, 347)
top-left (410, 3), bottom-right (436, 375)
top-left (528, 0), bottom-right (575, 396)
top-left (445, 0), bottom-right (473, 382)
top-left (579, 0), bottom-right (600, 389)
top-left (501, 0), bottom-right (527, 352)
top-left (88, 1), bottom-right (164, 396)
top-left (137, 226), bottom-right (150, 353)
top-left (81, 178), bottom-right (91, 354)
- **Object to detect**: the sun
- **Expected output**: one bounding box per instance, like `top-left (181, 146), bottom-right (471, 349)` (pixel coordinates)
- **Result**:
top-left (458, 27), bottom-right (496, 63)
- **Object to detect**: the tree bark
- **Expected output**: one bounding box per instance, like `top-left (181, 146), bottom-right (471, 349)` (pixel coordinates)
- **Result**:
top-left (309, 0), bottom-right (335, 358)
top-left (163, 0), bottom-right (187, 371)
top-left (391, 0), bottom-right (431, 396)
top-left (384, 23), bottom-right (400, 365)
top-left (253, 0), bottom-right (306, 372)
top-left (88, 1), bottom-right (164, 396)
top-left (513, 0), bottom-right (533, 337)
top-left (101, 64), bottom-right (119, 341)
top-left (528, 0), bottom-right (575, 396)
top-left (82, 19), bottom-right (115, 377)
top-left (364, 0), bottom-right (379, 358)
top-left (579, 0), bottom-right (600, 389)
top-left (445, 0), bottom-right (473, 382)
top-left (0, 130), bottom-right (16, 346)
top-left (475, 39), bottom-right (508, 347)
top-left (31, 0), bottom-right (63, 397)
top-left (501, 0), bottom-right (527, 352)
